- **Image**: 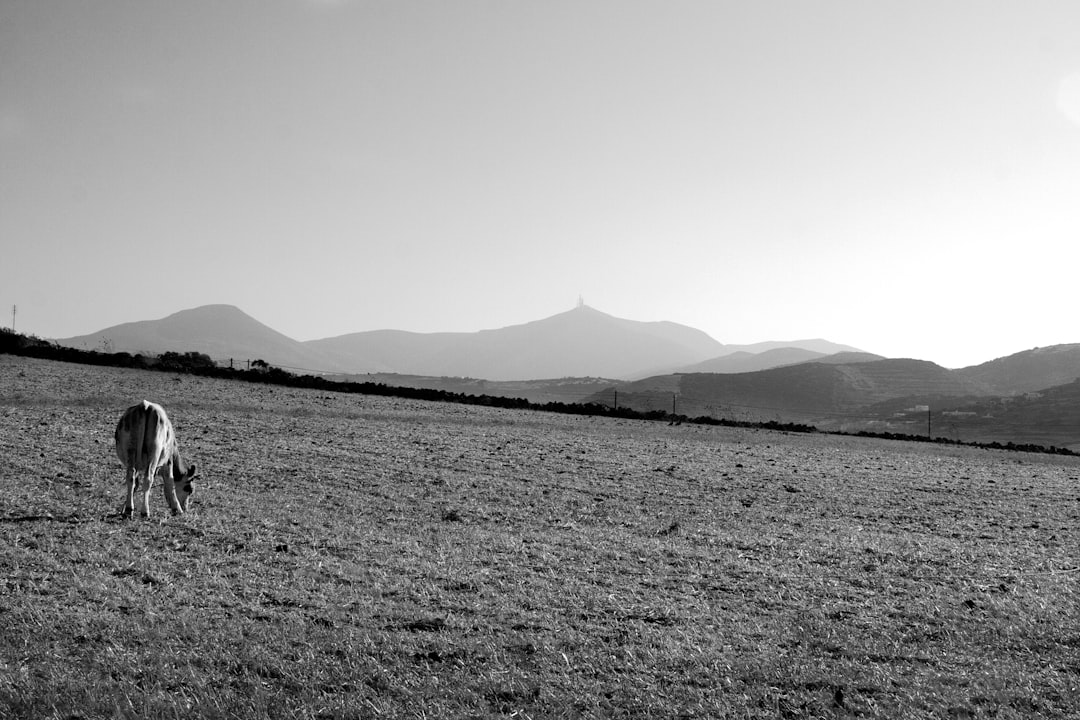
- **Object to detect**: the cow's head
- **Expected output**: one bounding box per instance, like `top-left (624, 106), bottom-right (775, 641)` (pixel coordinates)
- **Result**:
top-left (175, 463), bottom-right (197, 513)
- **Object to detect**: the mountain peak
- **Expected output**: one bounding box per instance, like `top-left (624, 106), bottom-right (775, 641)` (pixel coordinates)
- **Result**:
top-left (561, 302), bottom-right (610, 319)
top-left (56, 304), bottom-right (329, 371)
top-left (171, 303), bottom-right (247, 318)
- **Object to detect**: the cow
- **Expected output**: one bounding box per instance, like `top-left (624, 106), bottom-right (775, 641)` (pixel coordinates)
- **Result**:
top-left (114, 400), bottom-right (197, 517)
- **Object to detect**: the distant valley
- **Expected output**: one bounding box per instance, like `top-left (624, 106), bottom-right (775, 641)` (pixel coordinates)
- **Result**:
top-left (55, 304), bottom-right (1080, 449)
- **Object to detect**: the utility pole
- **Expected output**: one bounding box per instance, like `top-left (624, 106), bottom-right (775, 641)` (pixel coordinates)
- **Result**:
top-left (11, 305), bottom-right (15, 332)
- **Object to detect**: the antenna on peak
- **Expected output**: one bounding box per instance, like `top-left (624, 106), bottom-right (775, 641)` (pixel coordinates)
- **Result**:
top-left (577, 294), bottom-right (585, 309)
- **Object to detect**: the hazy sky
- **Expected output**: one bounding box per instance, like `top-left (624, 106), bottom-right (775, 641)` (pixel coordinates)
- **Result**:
top-left (3, 1), bottom-right (1079, 368)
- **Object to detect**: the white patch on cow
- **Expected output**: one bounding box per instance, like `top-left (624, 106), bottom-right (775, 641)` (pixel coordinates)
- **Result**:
top-left (114, 400), bottom-right (197, 517)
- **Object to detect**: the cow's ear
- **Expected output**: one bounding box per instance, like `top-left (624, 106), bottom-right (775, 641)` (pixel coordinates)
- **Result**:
top-left (187, 464), bottom-right (198, 479)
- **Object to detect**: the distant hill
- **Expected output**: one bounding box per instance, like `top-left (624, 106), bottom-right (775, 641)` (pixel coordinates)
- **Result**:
top-left (670, 338), bottom-right (868, 375)
top-left (806, 351), bottom-right (886, 365)
top-left (305, 305), bottom-right (728, 380)
top-left (591, 351), bottom-right (1080, 449)
top-left (714, 338), bottom-right (865, 356)
top-left (688, 359), bottom-right (983, 413)
top-left (679, 347), bottom-right (828, 373)
top-left (954, 344), bottom-right (1080, 395)
top-left (599, 359), bottom-right (986, 421)
top-left (57, 305), bottom-right (334, 372)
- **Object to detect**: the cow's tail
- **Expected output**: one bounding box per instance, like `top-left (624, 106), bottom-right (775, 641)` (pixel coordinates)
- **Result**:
top-left (138, 401), bottom-right (161, 471)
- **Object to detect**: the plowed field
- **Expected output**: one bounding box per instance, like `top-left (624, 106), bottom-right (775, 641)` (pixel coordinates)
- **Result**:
top-left (2, 355), bottom-right (1078, 718)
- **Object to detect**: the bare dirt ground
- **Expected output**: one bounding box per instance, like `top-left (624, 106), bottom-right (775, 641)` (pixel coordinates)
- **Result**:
top-left (1, 355), bottom-right (1078, 718)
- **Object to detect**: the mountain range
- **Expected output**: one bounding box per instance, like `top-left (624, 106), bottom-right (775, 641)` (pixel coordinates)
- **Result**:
top-left (57, 304), bottom-right (858, 381)
top-left (55, 304), bottom-right (1080, 448)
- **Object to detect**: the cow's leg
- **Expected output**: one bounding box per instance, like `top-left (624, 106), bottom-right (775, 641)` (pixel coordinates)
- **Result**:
top-left (161, 460), bottom-right (183, 515)
top-left (121, 463), bottom-right (137, 518)
top-left (139, 463), bottom-right (156, 517)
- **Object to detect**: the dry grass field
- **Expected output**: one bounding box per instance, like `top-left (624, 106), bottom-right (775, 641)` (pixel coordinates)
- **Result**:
top-left (1, 355), bottom-right (1078, 719)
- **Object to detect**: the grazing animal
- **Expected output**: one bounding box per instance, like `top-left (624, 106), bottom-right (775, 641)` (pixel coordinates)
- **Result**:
top-left (114, 400), bottom-right (197, 517)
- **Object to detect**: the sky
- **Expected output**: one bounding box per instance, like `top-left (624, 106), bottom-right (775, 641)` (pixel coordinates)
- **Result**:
top-left (2, 1), bottom-right (1080, 369)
